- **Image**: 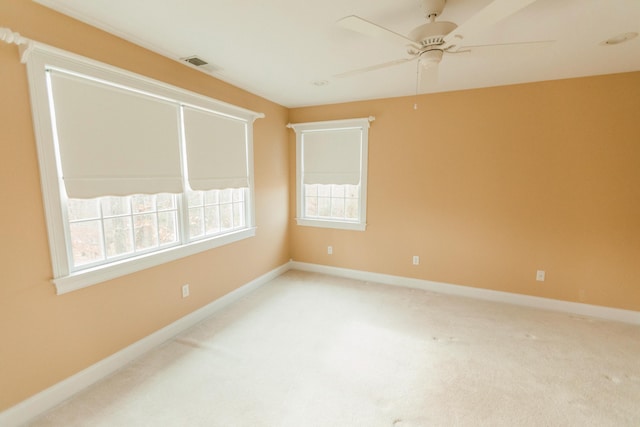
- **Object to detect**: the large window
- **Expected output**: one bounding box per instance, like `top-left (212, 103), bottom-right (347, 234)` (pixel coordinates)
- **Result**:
top-left (23, 42), bottom-right (262, 294)
top-left (289, 117), bottom-right (372, 231)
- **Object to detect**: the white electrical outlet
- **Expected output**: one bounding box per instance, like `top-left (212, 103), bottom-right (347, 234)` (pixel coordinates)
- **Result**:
top-left (328, 246), bottom-right (333, 255)
top-left (182, 284), bottom-right (190, 298)
top-left (412, 255), bottom-right (420, 265)
top-left (536, 270), bottom-right (545, 282)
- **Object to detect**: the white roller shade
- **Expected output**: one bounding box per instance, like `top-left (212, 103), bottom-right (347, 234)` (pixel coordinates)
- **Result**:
top-left (48, 70), bottom-right (183, 198)
top-left (302, 128), bottom-right (362, 185)
top-left (183, 106), bottom-right (249, 190)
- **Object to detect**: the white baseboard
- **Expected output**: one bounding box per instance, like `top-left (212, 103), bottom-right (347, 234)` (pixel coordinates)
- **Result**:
top-left (290, 261), bottom-right (640, 326)
top-left (3, 260), bottom-right (638, 426)
top-left (0, 262), bottom-right (290, 427)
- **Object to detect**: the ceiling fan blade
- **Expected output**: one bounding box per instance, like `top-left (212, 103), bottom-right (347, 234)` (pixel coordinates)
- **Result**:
top-left (337, 15), bottom-right (420, 48)
top-left (334, 57), bottom-right (417, 78)
top-left (443, 0), bottom-right (539, 45)
top-left (458, 40), bottom-right (555, 56)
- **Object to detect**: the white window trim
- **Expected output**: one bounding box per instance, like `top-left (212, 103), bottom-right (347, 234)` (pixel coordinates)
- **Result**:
top-left (289, 117), bottom-right (373, 231)
top-left (20, 41), bottom-right (263, 295)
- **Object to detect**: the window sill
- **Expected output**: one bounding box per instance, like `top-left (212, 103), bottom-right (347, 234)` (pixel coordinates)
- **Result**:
top-left (296, 218), bottom-right (366, 231)
top-left (53, 227), bottom-right (256, 295)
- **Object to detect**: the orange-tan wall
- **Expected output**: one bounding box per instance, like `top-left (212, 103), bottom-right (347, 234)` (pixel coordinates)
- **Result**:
top-left (0, 1), bottom-right (289, 411)
top-left (2, 0), bottom-right (640, 416)
top-left (289, 72), bottom-right (640, 312)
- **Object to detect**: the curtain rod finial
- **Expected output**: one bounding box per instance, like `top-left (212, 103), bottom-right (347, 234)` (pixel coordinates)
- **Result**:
top-left (0, 27), bottom-right (29, 46)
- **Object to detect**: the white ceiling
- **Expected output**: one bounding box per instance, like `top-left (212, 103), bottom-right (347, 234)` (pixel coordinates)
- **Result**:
top-left (35, 0), bottom-right (640, 108)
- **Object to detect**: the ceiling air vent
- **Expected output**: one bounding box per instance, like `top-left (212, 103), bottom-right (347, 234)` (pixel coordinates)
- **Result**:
top-left (182, 55), bottom-right (208, 67)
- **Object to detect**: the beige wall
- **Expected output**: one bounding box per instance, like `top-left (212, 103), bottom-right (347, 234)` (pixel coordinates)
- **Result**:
top-left (2, 0), bottom-right (640, 414)
top-left (289, 72), bottom-right (640, 313)
top-left (0, 1), bottom-right (289, 411)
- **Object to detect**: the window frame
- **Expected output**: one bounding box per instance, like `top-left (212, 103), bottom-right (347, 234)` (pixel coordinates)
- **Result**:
top-left (21, 42), bottom-right (263, 294)
top-left (290, 117), bottom-right (372, 231)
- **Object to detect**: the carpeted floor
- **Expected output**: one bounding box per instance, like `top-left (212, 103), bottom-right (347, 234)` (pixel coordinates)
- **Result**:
top-left (28, 270), bottom-right (640, 426)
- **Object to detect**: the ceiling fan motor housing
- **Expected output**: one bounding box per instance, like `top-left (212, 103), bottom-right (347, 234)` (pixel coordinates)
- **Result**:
top-left (409, 21), bottom-right (457, 44)
top-left (408, 20), bottom-right (457, 60)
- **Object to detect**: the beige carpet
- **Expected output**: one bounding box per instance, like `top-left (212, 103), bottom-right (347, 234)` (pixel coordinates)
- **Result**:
top-left (28, 270), bottom-right (640, 426)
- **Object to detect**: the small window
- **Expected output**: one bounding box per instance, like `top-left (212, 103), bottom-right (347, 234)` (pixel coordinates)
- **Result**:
top-left (289, 117), bottom-right (372, 231)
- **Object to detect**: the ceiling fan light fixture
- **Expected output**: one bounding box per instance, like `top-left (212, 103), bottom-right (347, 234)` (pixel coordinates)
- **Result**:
top-left (603, 32), bottom-right (638, 45)
top-left (419, 49), bottom-right (443, 66)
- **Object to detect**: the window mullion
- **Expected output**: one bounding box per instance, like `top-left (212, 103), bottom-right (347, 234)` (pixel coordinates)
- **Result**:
top-left (98, 198), bottom-right (107, 261)
top-left (217, 201), bottom-right (221, 235)
top-left (330, 187), bottom-right (334, 219)
top-left (127, 197), bottom-right (135, 254)
top-left (300, 182), bottom-right (305, 218)
top-left (176, 193), bottom-right (187, 244)
top-left (60, 195), bottom-right (76, 274)
top-left (177, 105), bottom-right (191, 244)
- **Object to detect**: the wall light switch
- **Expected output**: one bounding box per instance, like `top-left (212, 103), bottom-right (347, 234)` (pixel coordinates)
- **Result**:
top-left (182, 284), bottom-right (190, 298)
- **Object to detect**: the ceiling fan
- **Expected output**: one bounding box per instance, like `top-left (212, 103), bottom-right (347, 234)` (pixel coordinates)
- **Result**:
top-left (335, 0), bottom-right (553, 83)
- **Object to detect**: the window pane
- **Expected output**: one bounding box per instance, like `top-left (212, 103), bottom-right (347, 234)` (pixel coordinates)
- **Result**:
top-left (331, 185), bottom-right (345, 198)
top-left (345, 185), bottom-right (359, 199)
top-left (232, 188), bottom-right (244, 202)
top-left (104, 217), bottom-right (133, 258)
top-left (345, 198), bottom-right (359, 220)
top-left (204, 189), bottom-right (219, 205)
top-left (187, 191), bottom-right (203, 207)
top-left (305, 196), bottom-right (318, 217)
top-left (132, 194), bottom-right (155, 214)
top-left (101, 196), bottom-right (131, 217)
top-left (189, 207), bottom-right (204, 239)
top-left (331, 198), bottom-right (345, 218)
top-left (233, 202), bottom-right (245, 227)
top-left (318, 197), bottom-right (331, 217)
top-left (221, 188), bottom-right (233, 203)
top-left (69, 220), bottom-right (104, 266)
top-left (158, 211), bottom-right (178, 245)
top-left (305, 184), bottom-right (318, 197)
top-left (205, 206), bottom-right (220, 234)
top-left (156, 194), bottom-right (175, 211)
top-left (67, 199), bottom-right (100, 221)
top-left (220, 203), bottom-right (233, 231)
top-left (318, 184), bottom-right (330, 197)
top-left (134, 214), bottom-right (158, 250)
